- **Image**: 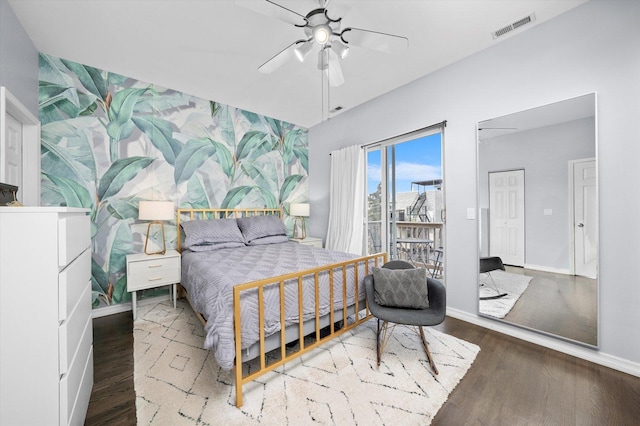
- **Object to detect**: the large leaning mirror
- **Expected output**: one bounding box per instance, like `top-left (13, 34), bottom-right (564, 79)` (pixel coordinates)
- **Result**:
top-left (477, 93), bottom-right (598, 347)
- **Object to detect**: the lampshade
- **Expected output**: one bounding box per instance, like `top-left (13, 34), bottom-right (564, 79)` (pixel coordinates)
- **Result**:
top-left (331, 40), bottom-right (350, 59)
top-left (290, 203), bottom-right (310, 217)
top-left (139, 201), bottom-right (174, 221)
top-left (294, 40), bottom-right (313, 62)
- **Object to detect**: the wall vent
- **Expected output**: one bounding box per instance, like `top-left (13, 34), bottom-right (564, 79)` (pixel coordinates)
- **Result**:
top-left (492, 13), bottom-right (536, 39)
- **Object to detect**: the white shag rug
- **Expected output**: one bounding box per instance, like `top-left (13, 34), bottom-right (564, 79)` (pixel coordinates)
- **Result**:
top-left (479, 270), bottom-right (533, 319)
top-left (134, 300), bottom-right (480, 425)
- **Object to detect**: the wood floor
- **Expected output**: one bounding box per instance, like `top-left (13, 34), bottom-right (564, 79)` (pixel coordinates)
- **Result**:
top-left (503, 266), bottom-right (598, 346)
top-left (85, 310), bottom-right (640, 425)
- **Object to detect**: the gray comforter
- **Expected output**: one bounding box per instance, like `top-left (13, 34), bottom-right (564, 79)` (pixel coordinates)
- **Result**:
top-left (181, 242), bottom-right (364, 370)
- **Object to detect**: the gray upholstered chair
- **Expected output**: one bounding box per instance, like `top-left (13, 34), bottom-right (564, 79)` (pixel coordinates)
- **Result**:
top-left (364, 260), bottom-right (446, 374)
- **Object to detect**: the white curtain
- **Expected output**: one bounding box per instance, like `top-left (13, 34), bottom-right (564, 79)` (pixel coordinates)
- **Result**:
top-left (325, 145), bottom-right (365, 254)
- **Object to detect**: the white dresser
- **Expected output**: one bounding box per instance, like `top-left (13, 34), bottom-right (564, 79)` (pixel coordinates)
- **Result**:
top-left (0, 207), bottom-right (93, 426)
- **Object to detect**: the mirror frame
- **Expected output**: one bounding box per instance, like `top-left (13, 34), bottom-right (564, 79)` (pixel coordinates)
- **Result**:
top-left (476, 92), bottom-right (599, 348)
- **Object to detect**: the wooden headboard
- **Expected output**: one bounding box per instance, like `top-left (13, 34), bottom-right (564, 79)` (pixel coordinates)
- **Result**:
top-left (176, 208), bottom-right (283, 252)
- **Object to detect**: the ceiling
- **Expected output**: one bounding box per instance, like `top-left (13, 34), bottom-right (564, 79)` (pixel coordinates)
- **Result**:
top-left (8, 0), bottom-right (587, 128)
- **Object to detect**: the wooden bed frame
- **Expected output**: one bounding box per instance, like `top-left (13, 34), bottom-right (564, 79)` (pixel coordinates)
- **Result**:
top-left (176, 208), bottom-right (387, 407)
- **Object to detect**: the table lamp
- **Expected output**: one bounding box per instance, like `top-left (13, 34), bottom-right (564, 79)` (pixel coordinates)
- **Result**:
top-left (290, 203), bottom-right (310, 240)
top-left (139, 200), bottom-right (174, 255)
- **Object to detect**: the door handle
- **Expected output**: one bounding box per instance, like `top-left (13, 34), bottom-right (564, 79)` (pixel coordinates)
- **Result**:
top-left (578, 223), bottom-right (584, 227)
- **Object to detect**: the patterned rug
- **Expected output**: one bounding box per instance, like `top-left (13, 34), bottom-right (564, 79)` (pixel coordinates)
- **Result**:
top-left (134, 300), bottom-right (480, 425)
top-left (479, 270), bottom-right (533, 319)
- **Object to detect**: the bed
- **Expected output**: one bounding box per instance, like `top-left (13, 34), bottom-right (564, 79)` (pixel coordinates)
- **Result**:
top-left (176, 208), bottom-right (386, 407)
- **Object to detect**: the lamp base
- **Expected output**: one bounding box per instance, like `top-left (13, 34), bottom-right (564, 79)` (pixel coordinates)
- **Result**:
top-left (144, 221), bottom-right (167, 255)
top-left (293, 217), bottom-right (307, 240)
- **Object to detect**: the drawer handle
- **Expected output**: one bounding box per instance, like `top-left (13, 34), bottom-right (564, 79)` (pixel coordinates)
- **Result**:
top-left (148, 264), bottom-right (162, 268)
top-left (148, 276), bottom-right (163, 281)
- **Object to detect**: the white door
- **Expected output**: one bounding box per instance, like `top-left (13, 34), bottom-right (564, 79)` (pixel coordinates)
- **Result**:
top-left (573, 159), bottom-right (597, 278)
top-left (2, 113), bottom-right (23, 195)
top-left (489, 170), bottom-right (525, 266)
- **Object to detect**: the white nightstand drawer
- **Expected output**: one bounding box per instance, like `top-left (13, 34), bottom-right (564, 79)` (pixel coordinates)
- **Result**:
top-left (128, 268), bottom-right (181, 291)
top-left (127, 255), bottom-right (179, 275)
top-left (290, 237), bottom-right (323, 248)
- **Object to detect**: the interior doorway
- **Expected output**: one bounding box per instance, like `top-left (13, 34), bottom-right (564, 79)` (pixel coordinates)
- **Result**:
top-left (570, 158), bottom-right (597, 278)
top-left (489, 169), bottom-right (525, 267)
top-left (0, 87), bottom-right (40, 206)
top-left (2, 113), bottom-right (23, 191)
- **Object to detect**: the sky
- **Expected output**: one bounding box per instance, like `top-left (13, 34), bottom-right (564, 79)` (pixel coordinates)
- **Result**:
top-left (367, 133), bottom-right (442, 194)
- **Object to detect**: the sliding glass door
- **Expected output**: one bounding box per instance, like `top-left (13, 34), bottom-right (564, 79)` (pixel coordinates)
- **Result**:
top-left (365, 124), bottom-right (446, 279)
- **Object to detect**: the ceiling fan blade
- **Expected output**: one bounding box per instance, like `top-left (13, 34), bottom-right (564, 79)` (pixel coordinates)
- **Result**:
top-left (258, 40), bottom-right (301, 73)
top-left (340, 27), bottom-right (409, 53)
top-left (326, 48), bottom-right (345, 87)
top-left (235, 0), bottom-right (307, 26)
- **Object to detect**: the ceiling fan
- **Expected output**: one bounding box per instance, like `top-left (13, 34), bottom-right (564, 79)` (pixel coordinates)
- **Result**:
top-left (237, 0), bottom-right (409, 87)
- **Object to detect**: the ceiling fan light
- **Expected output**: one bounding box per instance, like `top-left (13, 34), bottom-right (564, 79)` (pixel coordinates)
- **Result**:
top-left (294, 41), bottom-right (313, 62)
top-left (313, 24), bottom-right (331, 45)
top-left (331, 40), bottom-right (349, 59)
top-left (317, 48), bottom-right (329, 70)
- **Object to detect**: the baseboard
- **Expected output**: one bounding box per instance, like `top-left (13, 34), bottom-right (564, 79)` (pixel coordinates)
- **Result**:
top-left (523, 264), bottom-right (571, 275)
top-left (91, 295), bottom-right (171, 319)
top-left (447, 307), bottom-right (640, 378)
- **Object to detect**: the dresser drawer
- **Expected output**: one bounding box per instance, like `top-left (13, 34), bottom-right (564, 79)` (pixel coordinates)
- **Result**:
top-left (59, 283), bottom-right (92, 375)
top-left (60, 341), bottom-right (93, 426)
top-left (59, 249), bottom-right (91, 322)
top-left (58, 215), bottom-right (90, 267)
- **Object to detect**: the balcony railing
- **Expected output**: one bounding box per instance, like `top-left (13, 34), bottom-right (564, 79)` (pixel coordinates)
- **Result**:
top-left (367, 220), bottom-right (444, 278)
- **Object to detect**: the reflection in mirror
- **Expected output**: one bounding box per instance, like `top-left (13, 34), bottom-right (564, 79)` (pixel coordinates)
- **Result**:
top-left (477, 93), bottom-right (597, 347)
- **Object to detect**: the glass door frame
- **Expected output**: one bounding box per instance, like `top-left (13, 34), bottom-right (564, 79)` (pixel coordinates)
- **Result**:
top-left (364, 122), bottom-right (447, 274)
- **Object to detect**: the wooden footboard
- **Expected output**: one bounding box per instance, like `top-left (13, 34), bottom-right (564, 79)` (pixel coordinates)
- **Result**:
top-left (175, 208), bottom-right (387, 407)
top-left (232, 252), bottom-right (386, 407)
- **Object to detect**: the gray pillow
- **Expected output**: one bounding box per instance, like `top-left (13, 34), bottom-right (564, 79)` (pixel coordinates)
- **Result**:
top-left (246, 234), bottom-right (289, 246)
top-left (187, 241), bottom-right (245, 252)
top-left (372, 267), bottom-right (429, 309)
top-left (181, 218), bottom-right (244, 250)
top-left (236, 215), bottom-right (287, 243)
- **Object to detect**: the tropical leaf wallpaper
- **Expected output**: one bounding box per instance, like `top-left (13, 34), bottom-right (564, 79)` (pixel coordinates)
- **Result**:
top-left (38, 53), bottom-right (309, 309)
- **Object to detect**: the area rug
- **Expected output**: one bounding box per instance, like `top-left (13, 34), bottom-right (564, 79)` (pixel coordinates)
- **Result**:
top-left (479, 270), bottom-right (533, 319)
top-left (134, 300), bottom-right (480, 425)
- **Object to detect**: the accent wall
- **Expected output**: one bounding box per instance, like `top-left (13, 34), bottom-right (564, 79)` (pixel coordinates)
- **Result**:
top-left (38, 53), bottom-right (308, 308)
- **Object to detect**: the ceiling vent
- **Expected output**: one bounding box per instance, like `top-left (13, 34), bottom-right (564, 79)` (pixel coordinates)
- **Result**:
top-left (492, 13), bottom-right (536, 39)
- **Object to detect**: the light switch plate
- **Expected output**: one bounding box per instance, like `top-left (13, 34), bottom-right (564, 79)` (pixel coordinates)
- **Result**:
top-left (467, 208), bottom-right (476, 220)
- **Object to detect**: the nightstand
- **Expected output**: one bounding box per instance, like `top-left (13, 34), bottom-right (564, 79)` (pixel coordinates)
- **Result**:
top-left (290, 236), bottom-right (323, 248)
top-left (126, 249), bottom-right (181, 319)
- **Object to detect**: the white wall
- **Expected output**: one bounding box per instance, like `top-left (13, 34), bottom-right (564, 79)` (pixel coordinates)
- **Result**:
top-left (0, 0), bottom-right (38, 117)
top-left (309, 0), bottom-right (640, 369)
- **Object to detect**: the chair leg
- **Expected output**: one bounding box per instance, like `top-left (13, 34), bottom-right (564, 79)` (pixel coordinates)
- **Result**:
top-left (376, 318), bottom-right (381, 366)
top-left (376, 319), bottom-right (395, 366)
top-left (479, 272), bottom-right (508, 300)
top-left (418, 326), bottom-right (439, 375)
